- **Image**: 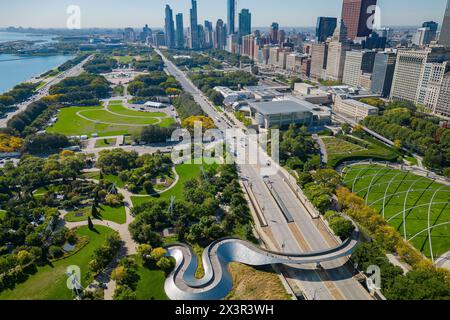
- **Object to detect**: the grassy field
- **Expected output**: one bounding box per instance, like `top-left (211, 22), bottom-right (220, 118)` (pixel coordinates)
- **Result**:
top-left (322, 134), bottom-right (400, 167)
top-left (95, 138), bottom-right (117, 148)
top-left (134, 257), bottom-right (168, 300)
top-left (226, 263), bottom-right (291, 300)
top-left (131, 161), bottom-right (215, 207)
top-left (0, 226), bottom-right (115, 300)
top-left (114, 55), bottom-right (137, 64)
top-left (47, 102), bottom-right (174, 137)
top-left (64, 204), bottom-right (127, 224)
top-left (343, 164), bottom-right (450, 259)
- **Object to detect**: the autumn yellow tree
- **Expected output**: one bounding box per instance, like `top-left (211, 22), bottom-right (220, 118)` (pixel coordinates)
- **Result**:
top-left (182, 116), bottom-right (215, 133)
top-left (0, 134), bottom-right (23, 153)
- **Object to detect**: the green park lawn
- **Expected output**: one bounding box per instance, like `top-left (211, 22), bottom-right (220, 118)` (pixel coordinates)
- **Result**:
top-left (108, 103), bottom-right (166, 118)
top-left (47, 103), bottom-right (174, 137)
top-left (343, 164), bottom-right (450, 259)
top-left (0, 226), bottom-right (116, 300)
top-left (114, 55), bottom-right (136, 64)
top-left (64, 204), bottom-right (127, 225)
top-left (322, 134), bottom-right (400, 167)
top-left (82, 171), bottom-right (125, 189)
top-left (134, 257), bottom-right (168, 300)
top-left (95, 138), bottom-right (117, 148)
top-left (131, 161), bottom-right (216, 207)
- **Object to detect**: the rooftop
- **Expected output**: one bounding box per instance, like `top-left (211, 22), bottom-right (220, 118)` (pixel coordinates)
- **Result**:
top-left (249, 100), bottom-right (313, 115)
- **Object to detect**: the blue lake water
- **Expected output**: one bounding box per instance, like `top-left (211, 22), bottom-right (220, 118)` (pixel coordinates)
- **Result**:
top-left (0, 54), bottom-right (74, 94)
top-left (0, 31), bottom-right (56, 44)
top-left (0, 32), bottom-right (72, 94)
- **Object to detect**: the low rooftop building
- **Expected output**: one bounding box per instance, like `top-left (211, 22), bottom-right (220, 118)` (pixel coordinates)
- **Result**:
top-left (333, 95), bottom-right (379, 121)
top-left (249, 99), bottom-right (331, 129)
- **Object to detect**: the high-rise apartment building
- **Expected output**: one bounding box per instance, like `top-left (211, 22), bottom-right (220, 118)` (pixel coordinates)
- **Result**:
top-left (311, 43), bottom-right (329, 80)
top-left (422, 21), bottom-right (439, 42)
top-left (341, 0), bottom-right (377, 40)
top-left (242, 34), bottom-right (256, 59)
top-left (164, 5), bottom-right (176, 48)
top-left (189, 0), bottom-right (199, 49)
top-left (316, 17), bottom-right (337, 42)
top-left (214, 19), bottom-right (227, 50)
top-left (270, 22), bottom-right (279, 44)
top-left (227, 0), bottom-right (236, 35)
top-left (413, 27), bottom-right (433, 46)
top-left (175, 13), bottom-right (184, 49)
top-left (238, 9), bottom-right (252, 41)
top-left (390, 47), bottom-right (450, 104)
top-left (436, 71), bottom-right (450, 117)
top-left (371, 52), bottom-right (396, 97)
top-left (416, 61), bottom-right (450, 114)
top-left (343, 50), bottom-right (376, 87)
top-left (326, 22), bottom-right (351, 82)
top-left (440, 0), bottom-right (450, 47)
top-left (123, 28), bottom-right (136, 43)
top-left (204, 20), bottom-right (214, 48)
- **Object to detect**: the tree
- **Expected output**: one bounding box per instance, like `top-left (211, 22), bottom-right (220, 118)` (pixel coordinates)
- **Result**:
top-left (150, 248), bottom-right (167, 262)
top-left (329, 217), bottom-right (355, 239)
top-left (342, 123), bottom-right (351, 134)
top-left (23, 133), bottom-right (69, 154)
top-left (111, 265), bottom-right (127, 282)
top-left (156, 257), bottom-right (175, 273)
top-left (113, 285), bottom-right (136, 300)
top-left (313, 169), bottom-right (342, 191)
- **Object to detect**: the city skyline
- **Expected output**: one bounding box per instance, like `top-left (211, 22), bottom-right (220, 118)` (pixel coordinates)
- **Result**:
top-left (0, 0), bottom-right (448, 29)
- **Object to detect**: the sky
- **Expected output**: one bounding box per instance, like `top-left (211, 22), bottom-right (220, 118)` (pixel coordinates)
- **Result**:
top-left (0, 0), bottom-right (447, 29)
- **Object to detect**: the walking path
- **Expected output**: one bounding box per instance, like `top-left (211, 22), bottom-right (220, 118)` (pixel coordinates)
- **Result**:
top-left (312, 134), bottom-right (328, 165)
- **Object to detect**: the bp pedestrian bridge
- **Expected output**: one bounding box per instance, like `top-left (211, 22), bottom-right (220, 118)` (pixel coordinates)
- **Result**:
top-left (164, 226), bottom-right (360, 300)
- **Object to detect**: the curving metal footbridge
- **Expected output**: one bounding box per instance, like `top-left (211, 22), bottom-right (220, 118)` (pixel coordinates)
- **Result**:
top-left (164, 227), bottom-right (360, 300)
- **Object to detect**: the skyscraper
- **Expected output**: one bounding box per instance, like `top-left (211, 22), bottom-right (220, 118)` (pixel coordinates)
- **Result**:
top-left (325, 21), bottom-right (351, 82)
top-left (311, 43), bottom-right (329, 80)
top-left (164, 5), bottom-right (176, 48)
top-left (205, 20), bottom-right (214, 48)
top-left (316, 17), bottom-right (337, 42)
top-left (422, 21), bottom-right (438, 42)
top-left (440, 0), bottom-right (450, 47)
top-left (371, 52), bottom-right (396, 98)
top-left (214, 19), bottom-right (227, 50)
top-left (412, 27), bottom-right (433, 46)
top-left (175, 13), bottom-right (184, 49)
top-left (390, 47), bottom-right (450, 104)
top-left (238, 9), bottom-right (252, 41)
top-left (343, 50), bottom-right (376, 87)
top-left (269, 22), bottom-right (279, 44)
top-left (341, 0), bottom-right (377, 40)
top-left (227, 0), bottom-right (236, 35)
top-left (190, 0), bottom-right (199, 49)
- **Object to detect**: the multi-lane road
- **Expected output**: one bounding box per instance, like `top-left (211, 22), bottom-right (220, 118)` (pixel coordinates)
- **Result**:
top-left (0, 55), bottom-right (93, 128)
top-left (156, 48), bottom-right (372, 300)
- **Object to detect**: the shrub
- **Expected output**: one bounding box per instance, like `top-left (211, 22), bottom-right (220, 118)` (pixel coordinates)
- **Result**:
top-left (329, 217), bottom-right (355, 239)
top-left (48, 246), bottom-right (64, 259)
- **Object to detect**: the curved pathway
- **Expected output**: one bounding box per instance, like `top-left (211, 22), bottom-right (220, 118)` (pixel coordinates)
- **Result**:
top-left (164, 227), bottom-right (360, 300)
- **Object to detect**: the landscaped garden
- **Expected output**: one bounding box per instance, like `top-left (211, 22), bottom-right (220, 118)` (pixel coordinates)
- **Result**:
top-left (343, 164), bottom-right (450, 259)
top-left (46, 102), bottom-right (174, 137)
top-left (64, 204), bottom-right (127, 225)
top-left (0, 226), bottom-right (115, 300)
top-left (131, 161), bottom-right (216, 207)
top-left (322, 134), bottom-right (400, 167)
